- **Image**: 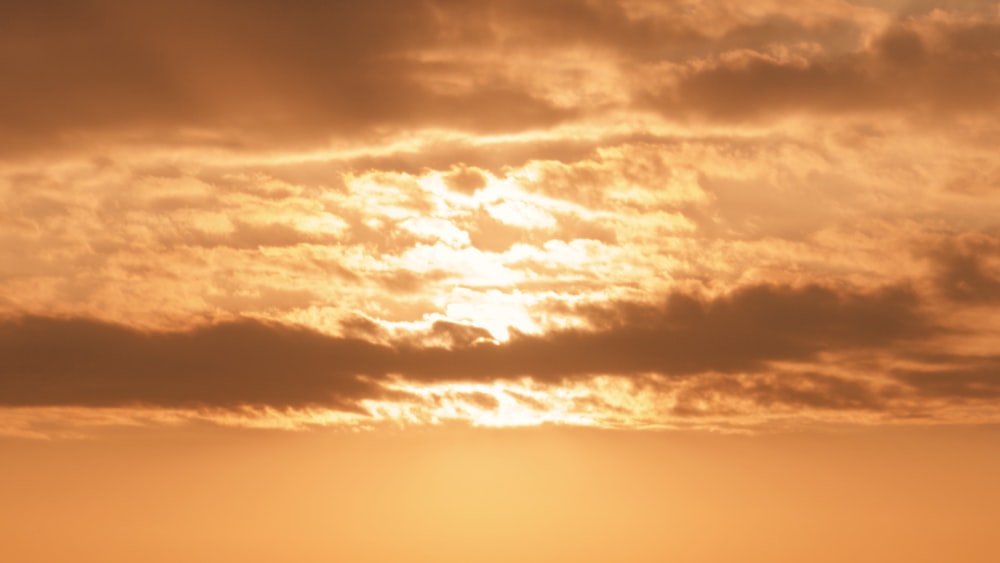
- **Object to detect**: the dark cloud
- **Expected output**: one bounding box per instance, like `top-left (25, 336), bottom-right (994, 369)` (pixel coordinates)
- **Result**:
top-left (929, 235), bottom-right (1000, 304)
top-left (669, 372), bottom-right (897, 416)
top-left (479, 1), bottom-right (862, 62)
top-left (0, 0), bottom-right (899, 155)
top-left (645, 19), bottom-right (1000, 122)
top-left (897, 363), bottom-right (1000, 400)
top-left (406, 283), bottom-right (934, 381)
top-left (0, 283), bottom-right (936, 411)
top-left (0, 0), bottom-right (573, 156)
top-left (4, 0), bottom-right (993, 156)
top-left (0, 316), bottom-right (391, 410)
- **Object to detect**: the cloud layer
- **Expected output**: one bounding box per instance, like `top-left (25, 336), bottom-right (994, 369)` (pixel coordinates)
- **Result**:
top-left (3, 0), bottom-right (1000, 432)
top-left (6, 282), bottom-right (993, 427)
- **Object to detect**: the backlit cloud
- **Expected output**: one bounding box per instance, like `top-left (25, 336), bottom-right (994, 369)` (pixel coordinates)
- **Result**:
top-left (3, 0), bottom-right (1000, 434)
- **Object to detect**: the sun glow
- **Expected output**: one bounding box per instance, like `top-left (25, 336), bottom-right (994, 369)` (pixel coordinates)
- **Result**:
top-left (442, 288), bottom-right (540, 341)
top-left (367, 381), bottom-right (599, 428)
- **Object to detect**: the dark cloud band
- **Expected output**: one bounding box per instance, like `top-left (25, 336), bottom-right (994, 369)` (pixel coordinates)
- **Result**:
top-left (0, 283), bottom-right (948, 412)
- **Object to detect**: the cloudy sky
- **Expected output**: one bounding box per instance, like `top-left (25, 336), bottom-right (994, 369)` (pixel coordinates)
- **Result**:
top-left (2, 1), bottom-right (999, 560)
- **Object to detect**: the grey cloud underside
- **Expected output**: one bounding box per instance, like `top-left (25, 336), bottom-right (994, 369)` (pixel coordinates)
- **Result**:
top-left (4, 283), bottom-right (983, 414)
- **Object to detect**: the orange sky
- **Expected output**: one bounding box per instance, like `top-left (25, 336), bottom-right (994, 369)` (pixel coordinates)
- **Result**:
top-left (1, 1), bottom-right (999, 560)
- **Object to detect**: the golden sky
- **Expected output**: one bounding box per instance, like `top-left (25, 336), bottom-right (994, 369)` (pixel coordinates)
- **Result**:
top-left (1, 1), bottom-right (1000, 560)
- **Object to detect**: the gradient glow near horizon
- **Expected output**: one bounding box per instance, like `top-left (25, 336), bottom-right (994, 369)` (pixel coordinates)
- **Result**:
top-left (2, 0), bottom-right (1000, 437)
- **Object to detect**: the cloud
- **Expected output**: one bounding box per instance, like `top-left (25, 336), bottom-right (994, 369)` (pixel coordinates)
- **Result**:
top-left (0, 283), bottom-right (935, 412)
top-left (0, 316), bottom-right (391, 410)
top-left (4, 2), bottom-right (1000, 434)
top-left (0, 0), bottom-right (574, 156)
top-left (895, 357), bottom-right (1000, 400)
top-left (404, 283), bottom-right (934, 381)
top-left (644, 16), bottom-right (1000, 122)
top-left (667, 371), bottom-right (896, 415)
top-left (0, 0), bottom-right (933, 156)
top-left (166, 221), bottom-right (341, 251)
top-left (928, 234), bottom-right (1000, 303)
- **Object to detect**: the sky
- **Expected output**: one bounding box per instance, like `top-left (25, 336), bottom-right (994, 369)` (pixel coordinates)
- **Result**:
top-left (1, 1), bottom-right (999, 561)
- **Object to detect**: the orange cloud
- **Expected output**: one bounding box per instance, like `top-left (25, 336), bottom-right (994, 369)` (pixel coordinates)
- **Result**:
top-left (3, 0), bottom-right (1000, 434)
